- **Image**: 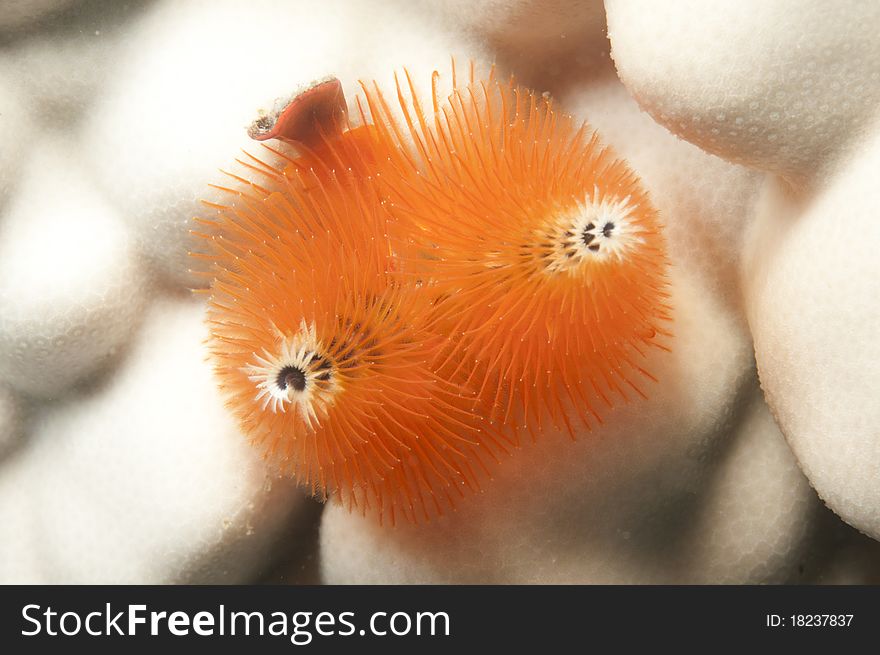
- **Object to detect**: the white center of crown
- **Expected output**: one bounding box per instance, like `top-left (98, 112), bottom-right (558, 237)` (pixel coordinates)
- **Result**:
top-left (242, 320), bottom-right (339, 429)
top-left (542, 187), bottom-right (645, 274)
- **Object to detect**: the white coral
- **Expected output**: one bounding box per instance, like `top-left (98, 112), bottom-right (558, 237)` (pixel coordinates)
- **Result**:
top-left (0, 0), bottom-right (876, 584)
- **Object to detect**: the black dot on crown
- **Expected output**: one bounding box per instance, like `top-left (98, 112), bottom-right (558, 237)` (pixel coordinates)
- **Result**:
top-left (277, 365), bottom-right (307, 392)
top-left (581, 222), bottom-right (596, 248)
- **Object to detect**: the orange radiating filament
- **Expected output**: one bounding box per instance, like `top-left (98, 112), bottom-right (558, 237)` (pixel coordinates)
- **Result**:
top-left (195, 132), bottom-right (507, 525)
top-left (196, 62), bottom-right (671, 524)
top-left (356, 65), bottom-right (672, 439)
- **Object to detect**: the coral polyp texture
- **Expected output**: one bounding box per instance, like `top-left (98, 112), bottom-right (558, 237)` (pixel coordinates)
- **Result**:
top-left (198, 63), bottom-right (670, 523)
top-left (4, 0), bottom-right (879, 585)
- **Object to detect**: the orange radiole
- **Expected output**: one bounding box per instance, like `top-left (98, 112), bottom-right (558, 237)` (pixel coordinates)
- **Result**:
top-left (360, 65), bottom-right (671, 438)
top-left (194, 158), bottom-right (508, 525)
top-left (195, 63), bottom-right (670, 523)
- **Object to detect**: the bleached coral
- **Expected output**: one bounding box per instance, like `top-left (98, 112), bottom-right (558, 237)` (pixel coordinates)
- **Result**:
top-left (0, 0), bottom-right (876, 583)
